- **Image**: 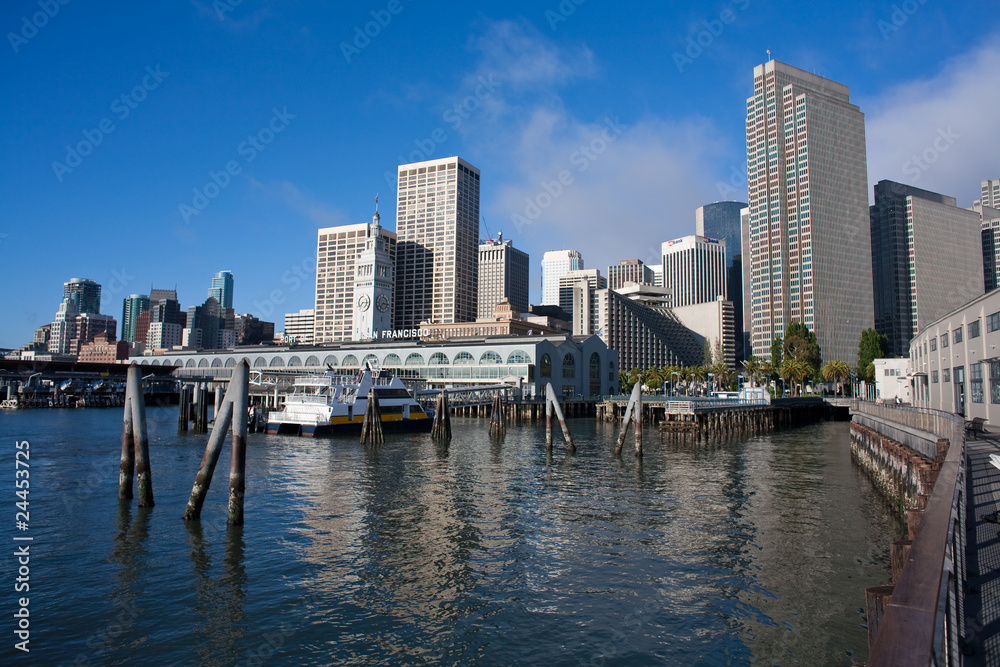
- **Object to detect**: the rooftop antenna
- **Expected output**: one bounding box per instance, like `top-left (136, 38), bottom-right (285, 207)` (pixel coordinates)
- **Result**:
top-left (481, 215), bottom-right (493, 242)
top-left (766, 48), bottom-right (771, 62)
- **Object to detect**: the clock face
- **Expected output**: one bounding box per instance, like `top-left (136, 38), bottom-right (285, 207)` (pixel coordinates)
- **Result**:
top-left (376, 294), bottom-right (390, 312)
top-left (357, 294), bottom-right (371, 311)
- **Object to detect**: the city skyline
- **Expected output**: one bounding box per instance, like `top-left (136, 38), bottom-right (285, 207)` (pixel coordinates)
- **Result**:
top-left (2, 2), bottom-right (998, 348)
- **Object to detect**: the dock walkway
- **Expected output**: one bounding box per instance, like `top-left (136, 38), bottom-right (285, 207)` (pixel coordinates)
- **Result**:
top-left (964, 432), bottom-right (1000, 664)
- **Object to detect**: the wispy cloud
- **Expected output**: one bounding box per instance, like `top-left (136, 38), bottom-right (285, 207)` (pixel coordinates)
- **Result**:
top-left (250, 179), bottom-right (351, 228)
top-left (864, 32), bottom-right (1000, 205)
top-left (190, 0), bottom-right (272, 32)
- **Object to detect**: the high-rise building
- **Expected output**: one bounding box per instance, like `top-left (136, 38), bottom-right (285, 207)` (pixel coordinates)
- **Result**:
top-left (871, 180), bottom-right (984, 357)
top-left (696, 201), bottom-right (748, 360)
top-left (235, 314), bottom-right (275, 345)
top-left (313, 221), bottom-right (396, 343)
top-left (186, 297), bottom-right (234, 350)
top-left (979, 179), bottom-right (1000, 209)
top-left (149, 288), bottom-right (177, 302)
top-left (121, 294), bottom-right (150, 343)
top-left (541, 250), bottom-right (583, 306)
top-left (979, 204), bottom-right (1000, 292)
top-left (284, 309), bottom-right (315, 344)
top-left (48, 299), bottom-right (79, 355)
top-left (394, 156), bottom-right (480, 329)
top-left (558, 269), bottom-right (606, 335)
top-left (661, 235), bottom-right (727, 308)
top-left (649, 264), bottom-right (663, 289)
top-left (607, 259), bottom-right (654, 291)
top-left (208, 271), bottom-right (234, 309)
top-left (740, 206), bottom-right (752, 358)
top-left (478, 233), bottom-right (530, 319)
top-left (746, 59), bottom-right (871, 366)
top-left (353, 210), bottom-right (396, 341)
top-left (63, 278), bottom-right (101, 315)
top-left (148, 321), bottom-right (182, 350)
top-left (596, 288), bottom-right (704, 370)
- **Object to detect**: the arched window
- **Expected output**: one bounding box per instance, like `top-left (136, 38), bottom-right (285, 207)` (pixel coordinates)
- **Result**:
top-left (288, 356), bottom-right (302, 367)
top-left (429, 352), bottom-right (450, 365)
top-left (150, 360), bottom-right (159, 366)
top-left (589, 352), bottom-right (601, 396)
top-left (324, 355), bottom-right (338, 367)
top-left (305, 355), bottom-right (320, 367)
top-left (506, 349), bottom-right (531, 364)
top-left (562, 354), bottom-right (575, 378)
top-left (405, 353), bottom-right (425, 366)
top-left (185, 359), bottom-right (196, 368)
top-left (454, 351), bottom-right (474, 365)
top-left (211, 358), bottom-right (222, 368)
top-left (224, 358), bottom-right (236, 367)
top-left (383, 353), bottom-right (402, 366)
top-left (269, 357), bottom-right (285, 367)
top-left (540, 353), bottom-right (551, 378)
top-left (363, 354), bottom-right (379, 368)
top-left (197, 358), bottom-right (209, 368)
top-left (254, 357), bottom-right (267, 368)
top-left (342, 354), bottom-right (359, 367)
top-left (480, 351), bottom-right (502, 364)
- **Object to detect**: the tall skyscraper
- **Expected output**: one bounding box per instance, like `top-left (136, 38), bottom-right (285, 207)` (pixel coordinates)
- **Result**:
top-left (283, 309), bottom-right (315, 344)
top-left (871, 180), bottom-right (983, 356)
top-left (979, 204), bottom-right (1000, 292)
top-left (746, 59), bottom-right (871, 366)
top-left (121, 294), bottom-right (150, 343)
top-left (313, 220), bottom-right (396, 343)
top-left (661, 235), bottom-right (727, 308)
top-left (352, 210), bottom-right (395, 341)
top-left (980, 178), bottom-right (1000, 209)
top-left (541, 249), bottom-right (583, 306)
top-left (607, 259), bottom-right (654, 291)
top-left (208, 271), bottom-right (234, 309)
top-left (478, 232), bottom-right (530, 319)
top-left (696, 201), bottom-right (748, 360)
top-left (558, 269), bottom-right (606, 335)
top-left (394, 156), bottom-right (480, 329)
top-left (63, 278), bottom-right (101, 315)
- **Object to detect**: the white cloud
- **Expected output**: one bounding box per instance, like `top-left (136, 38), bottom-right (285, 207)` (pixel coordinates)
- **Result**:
top-left (864, 33), bottom-right (1000, 206)
top-left (250, 179), bottom-right (350, 229)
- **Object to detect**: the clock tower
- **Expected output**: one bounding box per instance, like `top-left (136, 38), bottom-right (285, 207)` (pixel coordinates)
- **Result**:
top-left (352, 205), bottom-right (394, 341)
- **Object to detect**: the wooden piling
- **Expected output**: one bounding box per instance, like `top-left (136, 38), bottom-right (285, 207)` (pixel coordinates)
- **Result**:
top-left (614, 383), bottom-right (641, 457)
top-left (489, 394), bottom-right (506, 437)
top-left (545, 394), bottom-right (553, 450)
top-left (228, 361), bottom-right (249, 525)
top-left (214, 384), bottom-right (223, 422)
top-left (182, 391), bottom-right (235, 521)
top-left (361, 392), bottom-right (385, 445)
top-left (129, 364), bottom-right (154, 508)
top-left (865, 584), bottom-right (895, 651)
top-left (890, 539), bottom-right (912, 583)
top-left (118, 373), bottom-right (135, 500)
top-left (545, 383), bottom-right (574, 452)
top-left (634, 390), bottom-right (643, 458)
top-left (178, 384), bottom-right (189, 433)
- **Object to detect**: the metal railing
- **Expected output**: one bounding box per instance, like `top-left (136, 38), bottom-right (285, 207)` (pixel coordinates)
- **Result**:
top-left (858, 402), bottom-right (966, 666)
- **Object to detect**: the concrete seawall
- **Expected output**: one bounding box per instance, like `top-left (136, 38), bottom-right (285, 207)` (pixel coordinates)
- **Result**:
top-left (849, 419), bottom-right (944, 516)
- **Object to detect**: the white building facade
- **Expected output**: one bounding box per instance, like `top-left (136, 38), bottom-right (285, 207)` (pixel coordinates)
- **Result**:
top-left (541, 249), bottom-right (583, 306)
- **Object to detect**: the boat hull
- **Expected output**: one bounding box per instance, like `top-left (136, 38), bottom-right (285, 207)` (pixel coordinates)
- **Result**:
top-left (266, 415), bottom-right (432, 437)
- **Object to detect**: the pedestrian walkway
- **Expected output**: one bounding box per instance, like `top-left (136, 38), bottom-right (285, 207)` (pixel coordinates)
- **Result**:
top-left (964, 431), bottom-right (1000, 665)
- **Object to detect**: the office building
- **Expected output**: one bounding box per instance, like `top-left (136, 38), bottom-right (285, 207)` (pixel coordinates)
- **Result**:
top-left (208, 271), bottom-right (234, 309)
top-left (596, 288), bottom-right (704, 371)
top-left (121, 294), bottom-right (150, 344)
top-left (541, 250), bottom-right (583, 306)
top-left (235, 314), bottom-right (275, 345)
top-left (649, 264), bottom-right (663, 289)
top-left (608, 259), bottom-right (655, 291)
top-left (186, 297), bottom-right (235, 350)
top-left (313, 220), bottom-right (396, 343)
top-left (48, 299), bottom-right (79, 355)
top-left (421, 299), bottom-right (558, 341)
top-left (395, 156), bottom-right (481, 329)
top-left (978, 179), bottom-right (1000, 209)
top-left (661, 235), bottom-right (727, 308)
top-left (696, 201), bottom-right (748, 360)
top-left (478, 233), bottom-right (530, 319)
top-left (148, 321), bottom-right (182, 350)
top-left (871, 180), bottom-right (984, 357)
top-left (746, 59), bottom-right (871, 366)
top-left (63, 278), bottom-right (101, 315)
top-left (672, 297), bottom-right (737, 368)
top-left (558, 269), bottom-right (606, 335)
top-left (284, 309), bottom-right (315, 344)
top-left (740, 206), bottom-right (752, 356)
top-left (977, 202), bottom-right (1000, 292)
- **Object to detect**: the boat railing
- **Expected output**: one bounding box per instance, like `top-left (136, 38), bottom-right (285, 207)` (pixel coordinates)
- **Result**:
top-left (286, 395), bottom-right (330, 405)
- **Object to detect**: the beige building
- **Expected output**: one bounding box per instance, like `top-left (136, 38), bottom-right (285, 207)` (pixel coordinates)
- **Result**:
top-left (661, 235), bottom-right (727, 308)
top-left (395, 156), bottom-right (480, 329)
top-left (284, 308), bottom-right (315, 344)
top-left (478, 234), bottom-right (529, 319)
top-left (746, 60), bottom-right (871, 367)
top-left (607, 259), bottom-right (654, 291)
top-left (672, 296), bottom-right (736, 368)
top-left (420, 300), bottom-right (557, 341)
top-left (313, 222), bottom-right (396, 343)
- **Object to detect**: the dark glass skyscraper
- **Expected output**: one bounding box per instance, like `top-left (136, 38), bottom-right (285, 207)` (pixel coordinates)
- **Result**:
top-left (63, 278), bottom-right (101, 314)
top-left (696, 201), bottom-right (748, 360)
top-left (208, 271), bottom-right (234, 309)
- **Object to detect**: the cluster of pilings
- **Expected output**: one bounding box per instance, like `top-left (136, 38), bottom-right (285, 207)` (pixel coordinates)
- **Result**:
top-left (431, 391), bottom-right (452, 441)
top-left (658, 406), bottom-right (779, 441)
top-left (453, 399), bottom-right (595, 419)
top-left (544, 383), bottom-right (574, 453)
top-left (489, 394), bottom-right (506, 437)
top-left (118, 364), bottom-right (154, 507)
top-left (178, 382), bottom-right (212, 434)
top-left (614, 383), bottom-right (644, 457)
top-left (360, 394), bottom-right (385, 445)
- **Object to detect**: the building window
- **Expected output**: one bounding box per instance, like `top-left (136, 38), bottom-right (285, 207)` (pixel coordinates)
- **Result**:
top-left (991, 361), bottom-right (1000, 404)
top-left (929, 337), bottom-right (937, 352)
top-left (969, 319), bottom-right (981, 339)
top-left (931, 370), bottom-right (938, 384)
top-left (953, 327), bottom-right (963, 345)
top-left (943, 368), bottom-right (951, 383)
top-left (971, 363), bottom-right (983, 404)
top-left (540, 353), bottom-right (551, 378)
top-left (988, 312), bottom-right (1000, 333)
top-left (562, 354), bottom-right (576, 378)
top-left (942, 334), bottom-right (949, 348)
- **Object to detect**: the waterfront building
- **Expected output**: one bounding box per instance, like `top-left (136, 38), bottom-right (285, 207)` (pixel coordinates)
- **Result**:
top-left (121, 294), bottom-right (150, 344)
top-left (558, 269), bottom-right (606, 335)
top-left (908, 288), bottom-right (1000, 423)
top-left (541, 250), bottom-right (584, 306)
top-left (353, 210), bottom-right (396, 341)
top-left (607, 259), bottom-right (654, 291)
top-left (208, 271), bottom-right (234, 309)
top-left (661, 235), bottom-right (727, 308)
top-left (394, 156), bottom-right (480, 329)
top-left (672, 297), bottom-right (737, 369)
top-left (421, 299), bottom-right (558, 341)
top-left (746, 59), bottom-right (871, 366)
top-left (283, 309), bottom-right (314, 344)
top-left (870, 180), bottom-right (984, 357)
top-left (63, 278), bottom-right (101, 315)
top-left (138, 334), bottom-right (618, 399)
top-left (313, 220), bottom-right (396, 344)
top-left (696, 201), bottom-right (748, 361)
top-left (596, 288), bottom-right (703, 371)
top-left (478, 233), bottom-right (530, 320)
top-left (872, 358), bottom-right (910, 404)
top-left (235, 314), bottom-right (275, 346)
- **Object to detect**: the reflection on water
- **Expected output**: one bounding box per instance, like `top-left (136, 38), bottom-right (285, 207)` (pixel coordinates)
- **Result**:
top-left (0, 408), bottom-right (902, 665)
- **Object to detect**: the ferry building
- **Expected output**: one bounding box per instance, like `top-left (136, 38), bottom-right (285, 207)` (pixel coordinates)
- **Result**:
top-left (137, 333), bottom-right (618, 399)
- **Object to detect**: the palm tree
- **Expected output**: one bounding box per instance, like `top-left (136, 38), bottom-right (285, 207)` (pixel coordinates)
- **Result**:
top-left (822, 360), bottom-right (851, 396)
top-left (689, 365), bottom-right (707, 395)
top-left (742, 357), bottom-right (760, 387)
top-left (781, 359), bottom-right (811, 396)
top-left (711, 363), bottom-right (732, 392)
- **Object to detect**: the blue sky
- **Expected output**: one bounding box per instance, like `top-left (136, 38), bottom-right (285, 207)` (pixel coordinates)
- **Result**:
top-left (2, 0), bottom-right (998, 348)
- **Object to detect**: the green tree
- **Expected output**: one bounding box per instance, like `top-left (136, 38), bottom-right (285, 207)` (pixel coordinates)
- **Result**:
top-left (783, 322), bottom-right (822, 378)
top-left (770, 335), bottom-right (783, 369)
top-left (703, 338), bottom-right (713, 365)
top-left (780, 359), bottom-right (811, 396)
top-left (857, 328), bottom-right (889, 381)
top-left (742, 356), bottom-right (760, 387)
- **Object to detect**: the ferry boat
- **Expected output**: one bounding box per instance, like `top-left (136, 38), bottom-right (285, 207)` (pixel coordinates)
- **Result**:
top-left (265, 365), bottom-right (432, 437)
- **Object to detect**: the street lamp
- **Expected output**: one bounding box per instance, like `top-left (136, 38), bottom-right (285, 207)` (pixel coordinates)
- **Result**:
top-left (689, 373), bottom-right (695, 397)
top-left (670, 371), bottom-right (680, 397)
